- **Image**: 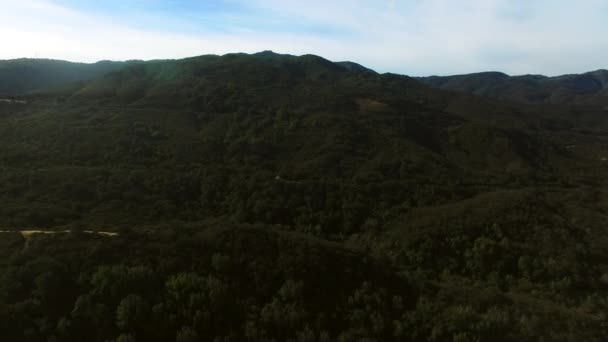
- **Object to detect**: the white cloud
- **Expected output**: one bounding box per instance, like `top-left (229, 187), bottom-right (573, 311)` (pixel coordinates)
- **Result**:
top-left (1, 0), bottom-right (607, 76)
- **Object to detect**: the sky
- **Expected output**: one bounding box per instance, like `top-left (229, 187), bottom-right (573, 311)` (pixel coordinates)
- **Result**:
top-left (1, 0), bottom-right (608, 76)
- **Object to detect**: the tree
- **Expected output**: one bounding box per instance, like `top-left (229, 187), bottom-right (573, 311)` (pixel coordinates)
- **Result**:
top-left (176, 326), bottom-right (199, 342)
top-left (115, 294), bottom-right (151, 335)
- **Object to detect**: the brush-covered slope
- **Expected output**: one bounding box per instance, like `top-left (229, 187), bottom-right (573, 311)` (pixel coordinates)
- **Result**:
top-left (0, 52), bottom-right (607, 341)
top-left (417, 69), bottom-right (608, 105)
top-left (0, 58), bottom-right (132, 96)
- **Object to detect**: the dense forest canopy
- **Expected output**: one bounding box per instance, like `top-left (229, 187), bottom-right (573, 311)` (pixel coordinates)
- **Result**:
top-left (0, 52), bottom-right (607, 341)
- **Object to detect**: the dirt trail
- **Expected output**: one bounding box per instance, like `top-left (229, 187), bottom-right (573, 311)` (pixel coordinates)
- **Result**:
top-left (0, 230), bottom-right (118, 241)
top-left (0, 99), bottom-right (27, 104)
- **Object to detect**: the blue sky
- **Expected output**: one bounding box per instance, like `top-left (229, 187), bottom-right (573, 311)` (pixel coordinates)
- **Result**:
top-left (1, 0), bottom-right (608, 76)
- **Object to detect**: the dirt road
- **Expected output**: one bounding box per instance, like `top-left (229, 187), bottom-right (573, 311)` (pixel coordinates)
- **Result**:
top-left (0, 229), bottom-right (118, 240)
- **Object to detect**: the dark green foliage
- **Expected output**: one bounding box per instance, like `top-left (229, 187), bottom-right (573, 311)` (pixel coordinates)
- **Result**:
top-left (0, 52), bottom-right (607, 340)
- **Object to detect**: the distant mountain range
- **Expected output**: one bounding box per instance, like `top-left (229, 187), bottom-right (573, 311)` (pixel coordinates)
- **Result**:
top-left (417, 69), bottom-right (608, 105)
top-left (3, 54), bottom-right (607, 107)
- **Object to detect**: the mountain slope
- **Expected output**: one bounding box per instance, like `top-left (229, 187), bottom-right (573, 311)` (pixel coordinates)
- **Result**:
top-left (0, 58), bottom-right (132, 96)
top-left (0, 52), bottom-right (607, 340)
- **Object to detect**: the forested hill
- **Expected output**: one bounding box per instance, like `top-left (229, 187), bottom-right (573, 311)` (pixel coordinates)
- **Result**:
top-left (0, 52), bottom-right (607, 341)
top-left (0, 58), bottom-right (131, 96)
top-left (417, 69), bottom-right (608, 105)
top-left (51, 51), bottom-right (386, 107)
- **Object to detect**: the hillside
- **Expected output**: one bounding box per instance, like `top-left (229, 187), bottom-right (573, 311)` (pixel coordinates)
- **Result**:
top-left (0, 52), bottom-right (607, 341)
top-left (417, 69), bottom-right (608, 105)
top-left (0, 59), bottom-right (132, 96)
